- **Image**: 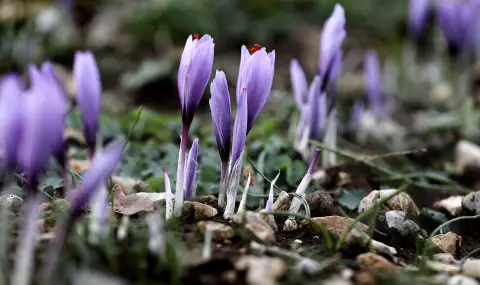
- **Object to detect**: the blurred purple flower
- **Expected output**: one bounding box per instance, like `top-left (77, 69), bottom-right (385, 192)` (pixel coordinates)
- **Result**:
top-left (209, 70), bottom-right (231, 163)
top-left (306, 76), bottom-right (324, 141)
top-left (236, 45), bottom-right (275, 134)
top-left (350, 100), bottom-right (365, 128)
top-left (29, 64), bottom-right (68, 162)
top-left (318, 4), bottom-right (346, 90)
top-left (178, 34), bottom-right (215, 127)
top-left (70, 138), bottom-right (124, 212)
top-left (0, 74), bottom-right (24, 168)
top-left (290, 59), bottom-right (309, 109)
top-left (231, 88), bottom-right (248, 165)
top-left (436, 0), bottom-right (480, 56)
top-left (408, 0), bottom-right (431, 39)
top-left (18, 80), bottom-right (64, 183)
top-left (184, 138), bottom-right (199, 200)
top-left (363, 50), bottom-right (384, 116)
top-left (74, 51), bottom-right (102, 152)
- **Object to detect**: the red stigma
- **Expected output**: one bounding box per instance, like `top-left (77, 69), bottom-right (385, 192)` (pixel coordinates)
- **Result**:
top-left (249, 44), bottom-right (261, 54)
top-left (193, 33), bottom-right (199, 40)
top-left (241, 87), bottom-right (247, 91)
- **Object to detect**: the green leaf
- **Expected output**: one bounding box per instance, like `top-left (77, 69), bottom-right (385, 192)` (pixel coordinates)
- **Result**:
top-left (336, 189), bottom-right (365, 210)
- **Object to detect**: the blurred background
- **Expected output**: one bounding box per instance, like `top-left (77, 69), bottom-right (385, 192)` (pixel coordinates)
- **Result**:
top-left (0, 0), bottom-right (409, 113)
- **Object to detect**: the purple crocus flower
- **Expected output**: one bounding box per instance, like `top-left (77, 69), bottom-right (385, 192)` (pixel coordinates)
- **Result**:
top-left (408, 0), bottom-right (431, 40)
top-left (175, 34), bottom-right (214, 217)
top-left (0, 74), bottom-right (24, 168)
top-left (364, 50), bottom-right (384, 117)
top-left (290, 59), bottom-right (309, 109)
top-left (74, 51), bottom-right (102, 154)
top-left (436, 0), bottom-right (480, 56)
top-left (43, 137), bottom-right (123, 282)
top-left (184, 138), bottom-right (199, 200)
top-left (40, 61), bottom-right (69, 102)
top-left (209, 70), bottom-right (231, 164)
top-left (318, 4), bottom-right (346, 90)
top-left (209, 70), bottom-right (231, 207)
top-left (236, 44), bottom-right (275, 133)
top-left (178, 34), bottom-right (215, 127)
top-left (70, 138), bottom-right (123, 212)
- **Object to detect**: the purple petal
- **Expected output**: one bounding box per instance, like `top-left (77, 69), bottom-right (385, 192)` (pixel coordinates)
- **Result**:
top-left (231, 88), bottom-right (248, 164)
top-left (237, 47), bottom-right (275, 134)
top-left (40, 61), bottom-right (69, 104)
top-left (437, 0), bottom-right (480, 54)
top-left (319, 4), bottom-right (346, 83)
top-left (408, 0), bottom-right (431, 39)
top-left (350, 99), bottom-right (365, 128)
top-left (290, 59), bottom-right (309, 109)
top-left (0, 74), bottom-right (24, 167)
top-left (306, 76), bottom-right (323, 141)
top-left (178, 34), bottom-right (215, 126)
top-left (18, 83), bottom-right (59, 177)
top-left (72, 138), bottom-right (124, 211)
top-left (209, 70), bottom-right (231, 163)
top-left (184, 138), bottom-right (199, 200)
top-left (74, 51), bottom-right (102, 148)
top-left (364, 50), bottom-right (383, 116)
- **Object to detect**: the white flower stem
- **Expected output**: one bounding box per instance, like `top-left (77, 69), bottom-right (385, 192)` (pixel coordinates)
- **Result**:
top-left (237, 171), bottom-right (252, 214)
top-left (322, 108), bottom-right (337, 167)
top-left (174, 125), bottom-right (189, 217)
top-left (162, 166), bottom-right (173, 220)
top-left (223, 152), bottom-right (243, 220)
top-left (202, 225), bottom-right (213, 260)
top-left (217, 161), bottom-right (229, 209)
top-left (11, 193), bottom-right (42, 285)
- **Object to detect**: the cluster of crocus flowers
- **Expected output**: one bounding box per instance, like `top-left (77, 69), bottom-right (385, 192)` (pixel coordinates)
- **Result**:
top-left (173, 34), bottom-right (214, 217)
top-left (0, 50), bottom-right (124, 284)
top-left (290, 4), bottom-right (345, 166)
top-left (210, 44), bottom-right (275, 219)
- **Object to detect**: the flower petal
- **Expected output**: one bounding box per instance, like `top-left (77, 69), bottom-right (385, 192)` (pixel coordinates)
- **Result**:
top-left (209, 70), bottom-right (232, 162)
top-left (231, 88), bottom-right (248, 164)
top-left (290, 59), bottom-right (309, 109)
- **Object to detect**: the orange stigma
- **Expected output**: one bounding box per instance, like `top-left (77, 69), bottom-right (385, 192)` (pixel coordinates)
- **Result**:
top-left (241, 87), bottom-right (247, 91)
top-left (249, 44), bottom-right (261, 54)
top-left (193, 33), bottom-right (199, 40)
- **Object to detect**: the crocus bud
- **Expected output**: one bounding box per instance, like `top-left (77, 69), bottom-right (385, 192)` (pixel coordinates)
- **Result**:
top-left (318, 4), bottom-right (346, 90)
top-left (184, 138), bottom-right (199, 200)
top-left (209, 70), bottom-right (231, 163)
top-left (364, 50), bottom-right (383, 116)
top-left (407, 0), bottom-right (431, 40)
top-left (70, 138), bottom-right (124, 212)
top-left (178, 34), bottom-right (215, 126)
top-left (74, 51), bottom-right (102, 152)
top-left (236, 44), bottom-right (275, 134)
top-left (290, 59), bottom-right (309, 109)
top-left (436, 0), bottom-right (480, 56)
top-left (0, 74), bottom-right (24, 168)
